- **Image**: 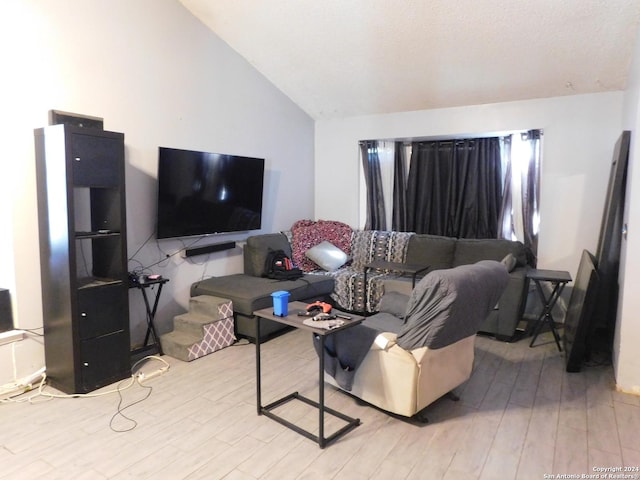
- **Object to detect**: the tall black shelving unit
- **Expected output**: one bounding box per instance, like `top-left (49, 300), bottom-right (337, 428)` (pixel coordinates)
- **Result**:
top-left (34, 124), bottom-right (130, 394)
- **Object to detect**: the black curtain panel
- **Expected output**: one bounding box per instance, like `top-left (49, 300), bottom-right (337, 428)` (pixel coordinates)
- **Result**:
top-left (360, 141), bottom-right (387, 231)
top-left (406, 137), bottom-right (503, 238)
top-left (497, 135), bottom-right (513, 240)
top-left (392, 141), bottom-right (408, 232)
top-left (521, 130), bottom-right (541, 265)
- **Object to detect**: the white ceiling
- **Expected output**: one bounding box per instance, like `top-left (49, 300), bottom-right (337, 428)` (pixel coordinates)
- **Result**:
top-left (179, 0), bottom-right (640, 120)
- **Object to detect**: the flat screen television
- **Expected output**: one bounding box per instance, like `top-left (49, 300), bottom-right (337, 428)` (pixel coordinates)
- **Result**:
top-left (156, 147), bottom-right (265, 239)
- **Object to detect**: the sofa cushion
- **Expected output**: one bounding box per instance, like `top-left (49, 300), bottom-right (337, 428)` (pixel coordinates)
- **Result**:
top-left (452, 238), bottom-right (527, 268)
top-left (191, 273), bottom-right (334, 316)
top-left (377, 291), bottom-right (410, 318)
top-left (405, 234), bottom-right (456, 271)
top-left (243, 233), bottom-right (292, 277)
top-left (363, 312), bottom-right (404, 334)
top-left (363, 312), bottom-right (405, 334)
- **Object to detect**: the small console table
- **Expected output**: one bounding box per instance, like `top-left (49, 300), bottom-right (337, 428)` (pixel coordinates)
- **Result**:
top-left (129, 276), bottom-right (169, 357)
top-left (253, 301), bottom-right (364, 448)
top-left (526, 269), bottom-right (572, 352)
top-left (363, 260), bottom-right (430, 313)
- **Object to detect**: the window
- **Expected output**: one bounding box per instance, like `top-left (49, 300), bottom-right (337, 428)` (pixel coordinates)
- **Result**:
top-left (359, 130), bottom-right (541, 262)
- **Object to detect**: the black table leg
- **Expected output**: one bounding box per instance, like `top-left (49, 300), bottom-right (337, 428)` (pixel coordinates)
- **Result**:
top-left (529, 280), bottom-right (566, 352)
top-left (319, 335), bottom-right (325, 448)
top-left (256, 316), bottom-right (262, 415)
top-left (140, 284), bottom-right (164, 355)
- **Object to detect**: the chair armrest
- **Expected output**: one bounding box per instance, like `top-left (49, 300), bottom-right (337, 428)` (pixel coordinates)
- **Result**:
top-left (372, 332), bottom-right (398, 351)
top-left (410, 346), bottom-right (429, 364)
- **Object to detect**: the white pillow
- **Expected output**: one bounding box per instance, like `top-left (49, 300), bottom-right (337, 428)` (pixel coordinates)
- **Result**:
top-left (501, 253), bottom-right (517, 272)
top-left (305, 241), bottom-right (348, 271)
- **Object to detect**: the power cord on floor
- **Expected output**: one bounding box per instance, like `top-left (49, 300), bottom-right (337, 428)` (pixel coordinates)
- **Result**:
top-left (110, 355), bottom-right (170, 432)
top-left (4, 356), bottom-right (170, 433)
top-left (108, 376), bottom-right (153, 433)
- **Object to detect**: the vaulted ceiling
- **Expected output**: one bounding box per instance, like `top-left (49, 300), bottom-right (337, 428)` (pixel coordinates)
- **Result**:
top-left (179, 0), bottom-right (640, 120)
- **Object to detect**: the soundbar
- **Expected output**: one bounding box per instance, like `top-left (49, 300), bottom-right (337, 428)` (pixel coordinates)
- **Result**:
top-left (184, 241), bottom-right (236, 258)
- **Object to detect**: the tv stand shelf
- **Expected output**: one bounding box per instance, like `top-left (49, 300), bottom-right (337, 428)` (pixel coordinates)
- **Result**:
top-left (78, 277), bottom-right (123, 289)
top-left (76, 231), bottom-right (121, 239)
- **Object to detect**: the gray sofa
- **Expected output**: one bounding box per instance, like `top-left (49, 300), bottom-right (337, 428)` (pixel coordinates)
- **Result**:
top-left (395, 234), bottom-right (531, 341)
top-left (191, 229), bottom-right (532, 342)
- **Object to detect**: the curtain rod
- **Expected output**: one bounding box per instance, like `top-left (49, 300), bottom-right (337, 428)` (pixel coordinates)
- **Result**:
top-left (359, 129), bottom-right (543, 146)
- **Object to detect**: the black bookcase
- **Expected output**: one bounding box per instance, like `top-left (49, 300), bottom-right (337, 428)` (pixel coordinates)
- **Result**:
top-left (34, 124), bottom-right (130, 394)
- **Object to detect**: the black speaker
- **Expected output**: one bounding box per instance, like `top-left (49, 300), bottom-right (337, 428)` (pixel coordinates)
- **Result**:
top-left (48, 110), bottom-right (104, 129)
top-left (184, 241), bottom-right (236, 258)
top-left (0, 288), bottom-right (13, 332)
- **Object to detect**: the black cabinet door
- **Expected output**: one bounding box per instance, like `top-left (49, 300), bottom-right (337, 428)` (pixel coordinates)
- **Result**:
top-left (71, 133), bottom-right (123, 187)
top-left (77, 284), bottom-right (127, 340)
top-left (81, 331), bottom-right (131, 392)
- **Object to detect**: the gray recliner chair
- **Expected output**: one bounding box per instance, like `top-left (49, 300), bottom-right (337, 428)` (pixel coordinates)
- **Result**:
top-left (324, 260), bottom-right (509, 420)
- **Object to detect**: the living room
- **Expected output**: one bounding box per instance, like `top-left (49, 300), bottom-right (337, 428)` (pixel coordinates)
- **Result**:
top-left (1, 0), bottom-right (640, 477)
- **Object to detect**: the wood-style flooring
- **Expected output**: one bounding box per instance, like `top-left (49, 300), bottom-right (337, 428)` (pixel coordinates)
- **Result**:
top-left (1, 328), bottom-right (639, 479)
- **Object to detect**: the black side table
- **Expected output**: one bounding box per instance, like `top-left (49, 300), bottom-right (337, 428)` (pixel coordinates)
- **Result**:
top-left (253, 301), bottom-right (364, 448)
top-left (363, 260), bottom-right (430, 313)
top-left (526, 269), bottom-right (572, 351)
top-left (129, 277), bottom-right (169, 357)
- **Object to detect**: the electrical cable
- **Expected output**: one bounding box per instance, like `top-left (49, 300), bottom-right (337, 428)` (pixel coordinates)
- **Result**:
top-left (4, 356), bottom-right (170, 433)
top-left (21, 328), bottom-right (44, 337)
top-left (108, 377), bottom-right (153, 433)
top-left (141, 235), bottom-right (208, 271)
top-left (128, 230), bottom-right (156, 263)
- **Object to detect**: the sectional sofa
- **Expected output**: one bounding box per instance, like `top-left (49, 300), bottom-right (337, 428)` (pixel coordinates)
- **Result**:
top-left (190, 224), bottom-right (532, 342)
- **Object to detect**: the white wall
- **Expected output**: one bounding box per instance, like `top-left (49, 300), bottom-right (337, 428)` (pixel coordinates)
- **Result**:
top-left (616, 27), bottom-right (640, 394)
top-left (315, 92), bottom-right (640, 393)
top-left (0, 0), bottom-right (314, 384)
top-left (315, 93), bottom-right (624, 275)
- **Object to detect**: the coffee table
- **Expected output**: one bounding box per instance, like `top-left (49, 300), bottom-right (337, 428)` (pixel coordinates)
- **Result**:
top-left (253, 301), bottom-right (364, 448)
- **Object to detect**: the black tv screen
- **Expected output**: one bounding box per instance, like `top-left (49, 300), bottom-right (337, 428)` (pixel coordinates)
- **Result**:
top-left (156, 147), bottom-right (265, 239)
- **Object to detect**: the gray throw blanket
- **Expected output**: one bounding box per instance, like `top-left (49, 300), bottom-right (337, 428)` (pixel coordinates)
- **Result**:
top-left (312, 324), bottom-right (379, 391)
top-left (396, 260), bottom-right (509, 350)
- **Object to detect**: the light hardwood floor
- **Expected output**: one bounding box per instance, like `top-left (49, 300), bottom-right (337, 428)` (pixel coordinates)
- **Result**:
top-left (2, 328), bottom-right (639, 480)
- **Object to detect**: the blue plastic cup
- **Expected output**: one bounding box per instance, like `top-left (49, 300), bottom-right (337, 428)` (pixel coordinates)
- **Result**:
top-left (271, 290), bottom-right (291, 317)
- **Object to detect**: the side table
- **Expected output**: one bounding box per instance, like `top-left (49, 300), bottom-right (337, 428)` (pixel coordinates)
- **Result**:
top-left (526, 269), bottom-right (572, 351)
top-left (253, 301), bottom-right (364, 448)
top-left (129, 277), bottom-right (169, 357)
top-left (363, 260), bottom-right (430, 312)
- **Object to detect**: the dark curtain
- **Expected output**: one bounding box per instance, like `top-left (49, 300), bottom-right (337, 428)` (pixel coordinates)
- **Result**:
top-left (406, 137), bottom-right (503, 238)
top-left (360, 141), bottom-right (386, 230)
top-left (498, 136), bottom-right (513, 240)
top-left (522, 130), bottom-right (541, 265)
top-left (392, 141), bottom-right (408, 231)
